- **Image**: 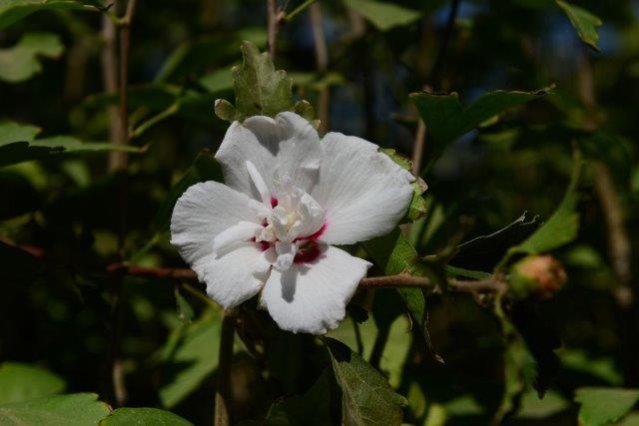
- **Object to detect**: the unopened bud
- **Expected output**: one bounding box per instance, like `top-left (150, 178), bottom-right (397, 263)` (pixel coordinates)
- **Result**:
top-left (509, 255), bottom-right (567, 298)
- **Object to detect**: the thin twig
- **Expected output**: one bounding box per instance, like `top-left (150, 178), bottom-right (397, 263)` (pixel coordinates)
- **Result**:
top-left (266, 0), bottom-right (281, 59)
top-left (429, 0), bottom-right (461, 89)
top-left (283, 0), bottom-right (317, 22)
top-left (215, 309), bottom-right (236, 426)
top-left (102, 8), bottom-right (122, 171)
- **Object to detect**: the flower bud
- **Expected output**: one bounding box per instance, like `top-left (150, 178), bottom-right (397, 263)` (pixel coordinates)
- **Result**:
top-left (509, 255), bottom-right (567, 299)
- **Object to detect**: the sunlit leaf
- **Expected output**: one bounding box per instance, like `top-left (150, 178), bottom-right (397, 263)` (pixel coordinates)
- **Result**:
top-left (0, 0), bottom-right (104, 30)
top-left (575, 387), bottom-right (639, 426)
top-left (0, 393), bottom-right (110, 425)
top-left (0, 363), bottom-right (65, 404)
top-left (410, 88), bottom-right (550, 165)
top-left (99, 407), bottom-right (193, 425)
top-left (159, 308), bottom-right (221, 408)
top-left (556, 0), bottom-right (602, 51)
top-left (325, 338), bottom-right (407, 426)
top-left (0, 32), bottom-right (63, 83)
top-left (214, 41), bottom-right (296, 122)
top-left (343, 0), bottom-right (421, 31)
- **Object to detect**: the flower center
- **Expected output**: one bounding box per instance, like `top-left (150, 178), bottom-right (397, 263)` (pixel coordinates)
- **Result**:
top-left (213, 161), bottom-right (326, 271)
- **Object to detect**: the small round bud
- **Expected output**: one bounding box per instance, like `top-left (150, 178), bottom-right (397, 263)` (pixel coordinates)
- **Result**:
top-left (509, 255), bottom-right (567, 299)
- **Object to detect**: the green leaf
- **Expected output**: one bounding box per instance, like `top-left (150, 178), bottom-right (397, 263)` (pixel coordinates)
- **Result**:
top-left (151, 150), bottom-right (223, 233)
top-left (556, 1), bottom-right (602, 51)
top-left (266, 371), bottom-right (332, 426)
top-left (575, 387), bottom-right (639, 426)
top-left (215, 41), bottom-right (296, 122)
top-left (363, 229), bottom-right (424, 323)
top-left (0, 0), bottom-right (104, 30)
top-left (502, 156), bottom-right (584, 264)
top-left (0, 137), bottom-right (139, 168)
top-left (342, 0), bottom-right (421, 31)
top-left (159, 308), bottom-right (222, 408)
top-left (0, 393), bottom-right (110, 426)
top-left (380, 149), bottom-right (428, 222)
top-left (363, 229), bottom-right (443, 360)
top-left (175, 286), bottom-right (195, 323)
top-left (514, 389), bottom-right (570, 419)
top-left (0, 363), bottom-right (65, 404)
top-left (491, 302), bottom-right (537, 423)
top-left (325, 338), bottom-right (407, 426)
top-left (99, 408), bottom-right (193, 426)
top-left (410, 88), bottom-right (550, 164)
top-left (0, 122), bottom-right (40, 145)
top-left (0, 33), bottom-right (63, 83)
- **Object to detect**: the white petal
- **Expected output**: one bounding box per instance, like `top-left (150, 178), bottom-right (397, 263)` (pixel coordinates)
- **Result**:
top-left (245, 160), bottom-right (271, 205)
top-left (196, 245), bottom-right (269, 308)
top-left (261, 245), bottom-right (372, 334)
top-left (312, 133), bottom-right (415, 245)
top-left (215, 112), bottom-right (322, 197)
top-left (170, 181), bottom-right (261, 271)
top-left (212, 221), bottom-right (263, 256)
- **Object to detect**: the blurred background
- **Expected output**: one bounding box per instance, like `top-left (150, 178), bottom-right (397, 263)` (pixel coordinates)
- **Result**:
top-left (1, 0), bottom-right (639, 424)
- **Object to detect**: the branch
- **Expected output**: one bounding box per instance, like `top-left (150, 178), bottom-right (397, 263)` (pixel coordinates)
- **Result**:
top-left (429, 0), bottom-right (461, 89)
top-left (266, 0), bottom-right (284, 59)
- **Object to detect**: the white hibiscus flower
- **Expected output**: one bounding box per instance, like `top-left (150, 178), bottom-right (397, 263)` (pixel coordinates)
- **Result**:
top-left (171, 112), bottom-right (415, 334)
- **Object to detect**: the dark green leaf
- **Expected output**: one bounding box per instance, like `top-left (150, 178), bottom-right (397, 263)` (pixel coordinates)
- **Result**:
top-left (0, 0), bottom-right (104, 30)
top-left (151, 150), bottom-right (223, 233)
top-left (159, 308), bottom-right (221, 408)
top-left (556, 1), bottom-right (602, 51)
top-left (0, 363), bottom-right (65, 404)
top-left (380, 149), bottom-right (428, 221)
top-left (325, 338), bottom-right (406, 426)
top-left (342, 0), bottom-right (421, 31)
top-left (410, 88), bottom-right (550, 164)
top-left (99, 407), bottom-right (193, 425)
top-left (0, 137), bottom-right (140, 168)
top-left (0, 33), bottom-right (63, 83)
top-left (502, 157), bottom-right (584, 264)
top-left (266, 371), bottom-right (332, 426)
top-left (575, 387), bottom-right (639, 426)
top-left (0, 393), bottom-right (110, 425)
top-left (363, 229), bottom-right (425, 325)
